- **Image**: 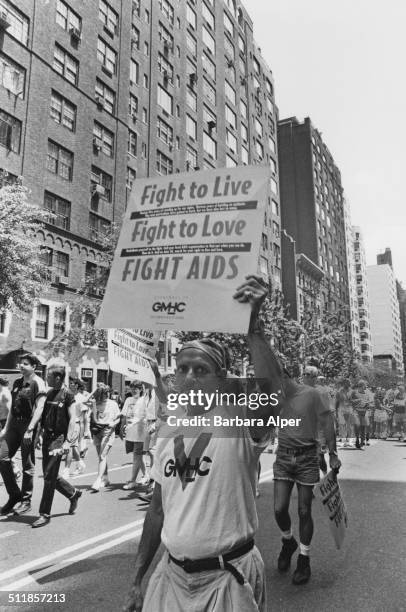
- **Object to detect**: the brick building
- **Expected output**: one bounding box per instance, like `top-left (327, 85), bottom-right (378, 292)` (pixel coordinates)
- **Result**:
top-left (277, 116), bottom-right (351, 335)
top-left (352, 226), bottom-right (373, 362)
top-left (0, 0), bottom-right (280, 386)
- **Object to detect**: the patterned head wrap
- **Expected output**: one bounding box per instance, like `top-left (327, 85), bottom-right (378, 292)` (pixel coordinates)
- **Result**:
top-left (176, 339), bottom-right (227, 374)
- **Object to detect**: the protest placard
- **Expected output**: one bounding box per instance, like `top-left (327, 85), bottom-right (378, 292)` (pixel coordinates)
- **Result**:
top-left (316, 470), bottom-right (348, 549)
top-left (97, 165), bottom-right (269, 332)
top-left (107, 328), bottom-right (159, 385)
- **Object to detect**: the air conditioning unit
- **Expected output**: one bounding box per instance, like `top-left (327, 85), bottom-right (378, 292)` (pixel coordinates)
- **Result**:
top-left (255, 86), bottom-right (261, 97)
top-left (91, 183), bottom-right (105, 196)
top-left (207, 120), bottom-right (216, 132)
top-left (93, 137), bottom-right (102, 151)
top-left (189, 73), bottom-right (198, 86)
top-left (240, 76), bottom-right (247, 86)
top-left (95, 95), bottom-right (104, 109)
top-left (226, 58), bottom-right (234, 68)
top-left (69, 26), bottom-right (81, 43)
top-left (54, 275), bottom-right (69, 286)
top-left (168, 141), bottom-right (173, 152)
top-left (163, 40), bottom-right (173, 54)
top-left (0, 12), bottom-right (11, 30)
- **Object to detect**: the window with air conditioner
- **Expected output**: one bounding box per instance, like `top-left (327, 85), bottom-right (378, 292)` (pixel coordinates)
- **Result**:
top-left (0, 53), bottom-right (25, 98)
top-left (0, 109), bottom-right (21, 153)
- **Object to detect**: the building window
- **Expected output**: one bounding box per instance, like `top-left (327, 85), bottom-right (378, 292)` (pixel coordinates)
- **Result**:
top-left (202, 77), bottom-right (216, 105)
top-left (259, 256), bottom-right (268, 276)
top-left (46, 140), bottom-right (73, 180)
top-left (202, 52), bottom-right (216, 80)
top-left (156, 150), bottom-right (173, 175)
top-left (143, 73), bottom-right (149, 89)
top-left (226, 129), bottom-right (237, 153)
top-left (226, 154), bottom-right (236, 168)
top-left (240, 123), bottom-right (248, 142)
top-left (241, 146), bottom-right (248, 165)
top-left (44, 191), bottom-right (71, 230)
top-left (223, 11), bottom-right (234, 36)
top-left (128, 129), bottom-right (137, 156)
top-left (224, 36), bottom-right (235, 61)
top-left (93, 122), bottom-right (114, 157)
top-left (95, 79), bottom-right (115, 113)
top-left (186, 87), bottom-right (197, 112)
top-left (50, 91), bottom-right (76, 131)
top-left (186, 144), bottom-right (197, 168)
top-left (160, 0), bottom-right (174, 24)
top-left (202, 2), bottom-right (215, 29)
top-left (157, 84), bottom-right (173, 114)
top-left (271, 200), bottom-right (279, 215)
top-left (186, 4), bottom-right (197, 29)
top-left (158, 53), bottom-right (173, 81)
top-left (53, 44), bottom-right (79, 85)
top-left (157, 116), bottom-right (173, 146)
top-left (255, 118), bottom-right (263, 137)
top-left (91, 166), bottom-right (112, 202)
top-left (203, 132), bottom-right (217, 159)
top-left (238, 35), bottom-right (245, 54)
top-left (268, 136), bottom-right (276, 153)
top-left (255, 140), bottom-right (264, 159)
top-left (225, 104), bottom-right (236, 128)
top-left (97, 38), bottom-right (117, 75)
top-left (186, 114), bottom-right (197, 140)
top-left (89, 212), bottom-right (111, 241)
top-left (186, 31), bottom-right (197, 55)
top-left (0, 1), bottom-right (29, 45)
top-left (142, 107), bottom-right (148, 122)
top-left (270, 157), bottom-right (277, 175)
top-left (272, 221), bottom-right (280, 238)
top-left (144, 41), bottom-right (149, 56)
top-left (54, 307), bottom-right (66, 335)
top-left (240, 99), bottom-right (247, 120)
top-left (203, 105), bottom-right (216, 130)
top-left (224, 81), bottom-right (236, 105)
top-left (129, 93), bottom-right (138, 116)
top-left (54, 251), bottom-right (69, 277)
top-left (127, 166), bottom-right (136, 188)
top-left (158, 21), bottom-right (173, 47)
top-left (131, 26), bottom-right (140, 53)
top-left (56, 0), bottom-right (81, 33)
top-left (0, 53), bottom-right (25, 98)
top-left (0, 109), bottom-right (21, 153)
top-left (202, 26), bottom-right (215, 54)
top-left (130, 59), bottom-right (139, 86)
top-left (99, 0), bottom-right (118, 33)
top-left (35, 305), bottom-right (50, 339)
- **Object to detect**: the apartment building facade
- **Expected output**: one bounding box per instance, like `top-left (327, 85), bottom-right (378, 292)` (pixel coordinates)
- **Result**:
top-left (0, 0), bottom-right (281, 385)
top-left (277, 117), bottom-right (351, 329)
top-left (352, 226), bottom-right (373, 362)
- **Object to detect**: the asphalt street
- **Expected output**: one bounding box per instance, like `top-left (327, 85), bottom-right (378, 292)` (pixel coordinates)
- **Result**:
top-left (0, 438), bottom-right (405, 612)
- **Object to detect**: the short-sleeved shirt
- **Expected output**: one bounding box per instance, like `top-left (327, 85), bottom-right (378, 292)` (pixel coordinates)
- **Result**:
top-left (92, 399), bottom-right (120, 426)
top-left (11, 375), bottom-right (47, 420)
top-left (277, 384), bottom-right (330, 448)
top-left (41, 387), bottom-right (75, 437)
top-left (151, 403), bottom-right (268, 560)
top-left (122, 396), bottom-right (147, 442)
top-left (350, 390), bottom-right (373, 415)
top-left (0, 386), bottom-right (12, 421)
top-left (73, 391), bottom-right (89, 422)
top-left (393, 394), bottom-right (406, 414)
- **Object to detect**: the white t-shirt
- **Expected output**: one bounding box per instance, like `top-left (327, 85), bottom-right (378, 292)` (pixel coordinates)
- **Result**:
top-left (151, 403), bottom-right (268, 560)
top-left (92, 399), bottom-right (120, 426)
top-left (73, 391), bottom-right (89, 423)
top-left (0, 386), bottom-right (12, 422)
top-left (122, 396), bottom-right (147, 442)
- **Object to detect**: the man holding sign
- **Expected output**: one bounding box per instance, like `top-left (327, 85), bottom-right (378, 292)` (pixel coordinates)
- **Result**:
top-left (272, 367), bottom-right (341, 585)
top-left (98, 166), bottom-right (269, 334)
top-left (123, 275), bottom-right (283, 612)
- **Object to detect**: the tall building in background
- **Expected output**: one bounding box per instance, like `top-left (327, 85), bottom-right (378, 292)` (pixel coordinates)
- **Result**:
top-left (396, 281), bottom-right (406, 377)
top-left (377, 247), bottom-right (392, 268)
top-left (352, 226), bottom-right (373, 362)
top-left (277, 116), bottom-right (351, 331)
top-left (0, 0), bottom-right (281, 384)
top-left (343, 198), bottom-right (360, 354)
top-left (367, 256), bottom-right (403, 375)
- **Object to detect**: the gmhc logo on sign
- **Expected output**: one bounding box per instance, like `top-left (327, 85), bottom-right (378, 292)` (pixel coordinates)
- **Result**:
top-left (152, 301), bottom-right (186, 314)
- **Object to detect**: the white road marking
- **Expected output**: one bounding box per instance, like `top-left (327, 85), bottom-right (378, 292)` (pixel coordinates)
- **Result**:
top-left (0, 519), bottom-right (144, 584)
top-left (0, 530), bottom-right (18, 539)
top-left (0, 466), bottom-right (274, 589)
top-left (1, 528), bottom-right (144, 591)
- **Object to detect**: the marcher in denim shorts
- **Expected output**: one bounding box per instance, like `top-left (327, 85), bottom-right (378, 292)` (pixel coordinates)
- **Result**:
top-left (273, 445), bottom-right (320, 487)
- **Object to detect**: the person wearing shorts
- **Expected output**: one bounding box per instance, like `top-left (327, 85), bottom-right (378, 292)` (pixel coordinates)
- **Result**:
top-left (392, 385), bottom-right (406, 440)
top-left (62, 378), bottom-right (89, 478)
top-left (90, 384), bottom-right (120, 491)
top-left (273, 369), bottom-right (341, 585)
top-left (121, 382), bottom-right (148, 490)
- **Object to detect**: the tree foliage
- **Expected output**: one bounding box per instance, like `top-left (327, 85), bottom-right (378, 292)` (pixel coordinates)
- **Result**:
top-left (0, 179), bottom-right (51, 313)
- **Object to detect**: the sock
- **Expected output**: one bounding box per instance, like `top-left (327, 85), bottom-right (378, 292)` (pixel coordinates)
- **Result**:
top-left (281, 529), bottom-right (293, 540)
top-left (299, 543), bottom-right (311, 556)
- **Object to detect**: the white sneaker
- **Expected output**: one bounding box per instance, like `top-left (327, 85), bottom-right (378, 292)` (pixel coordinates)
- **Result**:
top-left (76, 461), bottom-right (86, 474)
top-left (139, 476), bottom-right (151, 486)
